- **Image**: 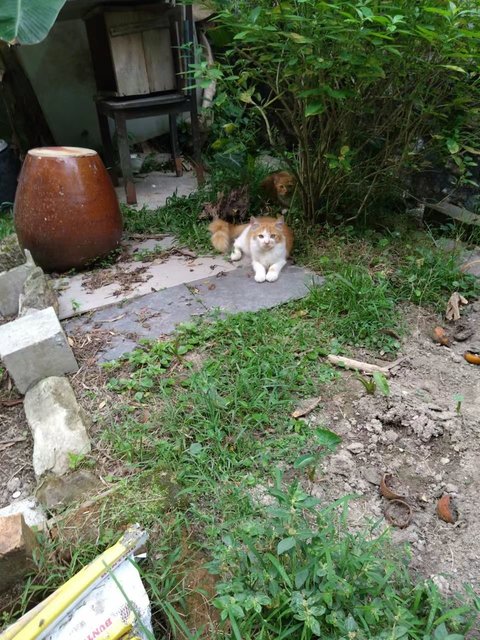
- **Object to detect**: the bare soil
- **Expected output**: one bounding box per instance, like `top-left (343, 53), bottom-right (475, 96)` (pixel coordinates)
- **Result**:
top-left (303, 302), bottom-right (480, 597)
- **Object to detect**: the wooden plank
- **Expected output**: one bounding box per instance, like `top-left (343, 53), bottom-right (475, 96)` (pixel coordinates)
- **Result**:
top-left (424, 201), bottom-right (480, 227)
top-left (106, 11), bottom-right (149, 95)
top-left (109, 16), bottom-right (169, 37)
top-left (142, 28), bottom-right (176, 92)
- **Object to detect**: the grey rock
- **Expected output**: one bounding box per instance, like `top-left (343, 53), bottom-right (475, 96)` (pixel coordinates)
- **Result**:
top-left (381, 429), bottom-right (399, 444)
top-left (6, 477), bottom-right (20, 493)
top-left (346, 442), bottom-right (364, 455)
top-left (0, 233), bottom-right (24, 273)
top-left (444, 483), bottom-right (459, 494)
top-left (18, 267), bottom-right (59, 317)
top-left (24, 377), bottom-right (91, 478)
top-left (0, 260), bottom-right (35, 318)
top-left (362, 467), bottom-right (380, 485)
top-left (0, 497), bottom-right (47, 530)
top-left (36, 470), bottom-right (99, 510)
top-left (328, 450), bottom-right (354, 477)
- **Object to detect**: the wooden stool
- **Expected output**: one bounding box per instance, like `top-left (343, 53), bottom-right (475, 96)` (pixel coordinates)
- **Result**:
top-left (96, 93), bottom-right (203, 205)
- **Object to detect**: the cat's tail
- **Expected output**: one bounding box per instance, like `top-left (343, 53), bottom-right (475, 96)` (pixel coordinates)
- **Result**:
top-left (208, 219), bottom-right (246, 253)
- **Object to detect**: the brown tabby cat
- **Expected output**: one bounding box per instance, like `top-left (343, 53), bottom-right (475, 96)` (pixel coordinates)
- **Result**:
top-left (209, 215), bottom-right (294, 282)
top-left (260, 171), bottom-right (296, 207)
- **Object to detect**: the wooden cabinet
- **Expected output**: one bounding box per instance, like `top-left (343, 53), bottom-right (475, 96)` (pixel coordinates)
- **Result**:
top-left (85, 3), bottom-right (178, 97)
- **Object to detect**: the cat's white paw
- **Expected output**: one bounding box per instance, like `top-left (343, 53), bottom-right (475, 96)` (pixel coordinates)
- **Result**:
top-left (266, 271), bottom-right (279, 282)
top-left (254, 272), bottom-right (266, 283)
top-left (230, 248), bottom-right (242, 262)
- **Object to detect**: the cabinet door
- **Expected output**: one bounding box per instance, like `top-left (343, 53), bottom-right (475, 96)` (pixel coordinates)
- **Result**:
top-left (106, 11), bottom-right (150, 95)
top-left (142, 27), bottom-right (175, 93)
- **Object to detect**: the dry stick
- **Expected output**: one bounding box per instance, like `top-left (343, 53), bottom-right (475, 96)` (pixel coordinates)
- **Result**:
top-left (327, 354), bottom-right (407, 376)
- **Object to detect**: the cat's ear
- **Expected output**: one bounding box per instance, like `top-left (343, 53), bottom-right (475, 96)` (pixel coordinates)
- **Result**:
top-left (275, 216), bottom-right (285, 229)
top-left (250, 216), bottom-right (260, 229)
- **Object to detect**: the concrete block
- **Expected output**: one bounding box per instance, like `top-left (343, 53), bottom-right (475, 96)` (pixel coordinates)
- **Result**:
top-left (24, 376), bottom-right (91, 478)
top-left (0, 513), bottom-right (38, 593)
top-left (0, 262), bottom-right (34, 317)
top-left (0, 307), bottom-right (78, 393)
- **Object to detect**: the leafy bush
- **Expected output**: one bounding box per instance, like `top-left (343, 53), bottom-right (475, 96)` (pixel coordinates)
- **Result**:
top-left (208, 476), bottom-right (477, 639)
top-left (200, 0), bottom-right (480, 222)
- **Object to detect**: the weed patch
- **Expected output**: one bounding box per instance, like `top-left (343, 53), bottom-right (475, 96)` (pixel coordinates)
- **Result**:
top-left (209, 478), bottom-right (477, 639)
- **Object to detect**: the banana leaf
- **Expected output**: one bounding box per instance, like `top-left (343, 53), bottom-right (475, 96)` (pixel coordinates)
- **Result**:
top-left (0, 0), bottom-right (68, 45)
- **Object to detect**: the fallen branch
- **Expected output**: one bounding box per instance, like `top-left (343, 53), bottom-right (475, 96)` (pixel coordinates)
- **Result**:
top-left (327, 355), bottom-right (406, 376)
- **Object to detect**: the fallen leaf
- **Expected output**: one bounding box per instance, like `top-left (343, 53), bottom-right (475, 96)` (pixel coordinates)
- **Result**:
top-left (291, 397), bottom-right (322, 419)
top-left (432, 326), bottom-right (451, 346)
top-left (208, 284), bottom-right (216, 291)
top-left (98, 400), bottom-right (107, 410)
top-left (437, 494), bottom-right (458, 524)
top-left (464, 351), bottom-right (480, 365)
top-left (445, 292), bottom-right (468, 322)
top-left (67, 336), bottom-right (75, 347)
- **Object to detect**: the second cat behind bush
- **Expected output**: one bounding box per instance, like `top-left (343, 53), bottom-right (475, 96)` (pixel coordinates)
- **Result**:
top-left (209, 216), bottom-right (293, 282)
top-left (260, 171), bottom-right (296, 207)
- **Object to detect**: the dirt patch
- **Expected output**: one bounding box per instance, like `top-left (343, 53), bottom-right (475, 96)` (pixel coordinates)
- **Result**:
top-left (0, 371), bottom-right (35, 509)
top-left (302, 302), bottom-right (480, 596)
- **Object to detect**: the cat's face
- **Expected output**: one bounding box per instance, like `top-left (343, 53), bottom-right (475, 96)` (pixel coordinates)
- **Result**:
top-left (274, 175), bottom-right (295, 197)
top-left (250, 217), bottom-right (285, 251)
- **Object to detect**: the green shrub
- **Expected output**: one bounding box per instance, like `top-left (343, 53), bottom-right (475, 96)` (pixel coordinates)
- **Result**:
top-left (199, 0), bottom-right (480, 222)
top-left (208, 476), bottom-right (477, 639)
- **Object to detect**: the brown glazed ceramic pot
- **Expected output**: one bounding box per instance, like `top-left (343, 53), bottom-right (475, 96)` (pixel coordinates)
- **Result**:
top-left (14, 147), bottom-right (122, 272)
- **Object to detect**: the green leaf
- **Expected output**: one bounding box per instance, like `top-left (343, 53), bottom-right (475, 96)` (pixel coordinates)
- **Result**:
top-left (249, 6), bottom-right (261, 23)
top-left (315, 427), bottom-right (342, 450)
top-left (305, 103), bottom-right (325, 117)
top-left (446, 139), bottom-right (460, 154)
top-left (266, 553), bottom-right (293, 587)
top-left (0, 0), bottom-right (68, 44)
top-left (441, 64), bottom-right (467, 74)
top-left (294, 454), bottom-right (317, 469)
top-left (277, 536), bottom-right (297, 554)
top-left (372, 371), bottom-right (390, 396)
top-left (188, 443), bottom-right (203, 456)
top-left (287, 32), bottom-right (312, 44)
top-left (294, 567), bottom-right (309, 589)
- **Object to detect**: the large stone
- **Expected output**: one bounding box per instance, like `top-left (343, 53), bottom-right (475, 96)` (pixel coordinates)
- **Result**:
top-left (24, 377), bottom-right (91, 478)
top-left (0, 513), bottom-right (38, 593)
top-left (0, 498), bottom-right (47, 530)
top-left (0, 250), bottom-right (35, 317)
top-left (0, 233), bottom-right (24, 273)
top-left (0, 306), bottom-right (78, 393)
top-left (37, 470), bottom-right (99, 510)
top-left (18, 266), bottom-right (59, 317)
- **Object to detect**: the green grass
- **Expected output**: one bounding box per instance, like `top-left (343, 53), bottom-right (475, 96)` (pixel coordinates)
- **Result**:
top-left (4, 192), bottom-right (480, 637)
top-left (121, 192), bottom-right (211, 252)
top-left (0, 211), bottom-right (14, 241)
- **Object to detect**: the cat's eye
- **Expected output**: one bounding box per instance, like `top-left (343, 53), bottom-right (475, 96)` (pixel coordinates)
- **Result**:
top-left (271, 234), bottom-right (276, 239)
top-left (258, 234), bottom-right (264, 239)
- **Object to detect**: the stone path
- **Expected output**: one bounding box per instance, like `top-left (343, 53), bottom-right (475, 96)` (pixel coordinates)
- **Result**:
top-left (64, 264), bottom-right (322, 362)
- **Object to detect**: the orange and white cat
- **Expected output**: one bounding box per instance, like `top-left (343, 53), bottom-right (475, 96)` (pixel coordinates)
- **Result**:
top-left (209, 216), bottom-right (293, 282)
top-left (260, 171), bottom-right (296, 207)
